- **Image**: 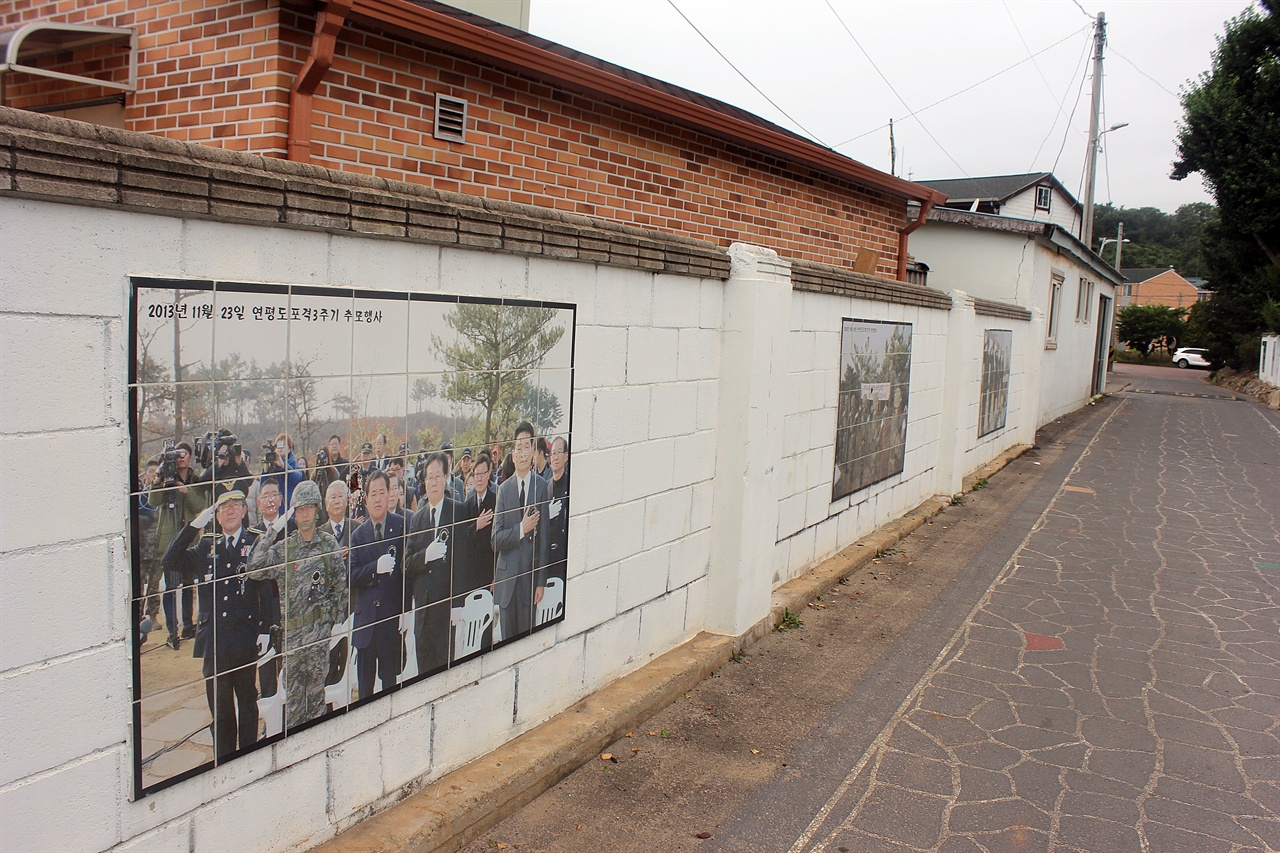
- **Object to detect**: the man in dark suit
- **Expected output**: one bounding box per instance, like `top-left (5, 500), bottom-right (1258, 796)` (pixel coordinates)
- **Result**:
top-left (406, 452), bottom-right (457, 677)
top-left (492, 422), bottom-right (550, 639)
top-left (322, 479), bottom-right (353, 552)
top-left (163, 490), bottom-right (271, 758)
top-left (348, 470), bottom-right (404, 700)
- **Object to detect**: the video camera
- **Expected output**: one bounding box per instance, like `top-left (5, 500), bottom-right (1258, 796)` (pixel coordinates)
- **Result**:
top-left (261, 441), bottom-right (281, 472)
top-left (315, 447), bottom-right (329, 466)
top-left (157, 439), bottom-right (181, 487)
top-left (195, 429), bottom-right (241, 469)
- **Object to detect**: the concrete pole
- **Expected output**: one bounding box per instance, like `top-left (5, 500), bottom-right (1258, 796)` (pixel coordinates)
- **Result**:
top-left (1081, 12), bottom-right (1106, 248)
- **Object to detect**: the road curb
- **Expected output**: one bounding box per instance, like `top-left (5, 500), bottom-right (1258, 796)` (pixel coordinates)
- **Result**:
top-left (312, 444), bottom-right (1031, 853)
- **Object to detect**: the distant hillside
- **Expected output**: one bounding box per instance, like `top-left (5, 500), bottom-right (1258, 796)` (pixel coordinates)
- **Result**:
top-left (1093, 202), bottom-right (1216, 278)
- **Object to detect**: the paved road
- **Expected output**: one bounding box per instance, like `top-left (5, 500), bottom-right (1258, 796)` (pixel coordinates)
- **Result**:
top-left (468, 365), bottom-right (1280, 853)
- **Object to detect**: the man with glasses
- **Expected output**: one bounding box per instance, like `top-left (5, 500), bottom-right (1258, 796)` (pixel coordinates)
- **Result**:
top-left (349, 470), bottom-right (405, 699)
top-left (406, 452), bottom-right (458, 676)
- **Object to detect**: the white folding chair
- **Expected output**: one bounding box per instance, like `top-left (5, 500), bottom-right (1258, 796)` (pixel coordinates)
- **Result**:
top-left (536, 576), bottom-right (564, 626)
top-left (324, 615), bottom-right (355, 708)
top-left (450, 589), bottom-right (495, 660)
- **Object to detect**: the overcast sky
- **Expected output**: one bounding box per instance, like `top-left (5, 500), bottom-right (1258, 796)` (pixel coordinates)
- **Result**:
top-left (529, 0), bottom-right (1251, 216)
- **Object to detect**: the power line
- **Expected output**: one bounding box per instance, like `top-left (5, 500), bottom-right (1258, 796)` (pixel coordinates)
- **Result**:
top-left (832, 24), bottom-right (1088, 149)
top-left (665, 0), bottom-right (828, 145)
top-left (822, 0), bottom-right (969, 176)
top-left (1051, 43), bottom-right (1092, 179)
top-left (1027, 25), bottom-right (1095, 170)
top-left (1003, 0), bottom-right (1061, 103)
top-left (1109, 46), bottom-right (1182, 99)
top-left (1069, 0), bottom-right (1093, 19)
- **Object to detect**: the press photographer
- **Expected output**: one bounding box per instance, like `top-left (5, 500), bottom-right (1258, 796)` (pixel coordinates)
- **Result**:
top-left (147, 439), bottom-right (207, 649)
top-left (196, 429), bottom-right (252, 500)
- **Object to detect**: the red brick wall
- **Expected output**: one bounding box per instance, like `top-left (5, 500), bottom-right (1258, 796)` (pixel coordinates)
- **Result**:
top-left (4, 3), bottom-right (906, 273)
top-left (2, 0), bottom-right (294, 154)
top-left (1130, 271), bottom-right (1201, 309)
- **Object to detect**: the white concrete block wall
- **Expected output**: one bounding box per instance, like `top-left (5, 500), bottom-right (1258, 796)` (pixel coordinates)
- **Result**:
top-left (772, 287), bottom-right (952, 585)
top-left (962, 319), bottom-right (1033, 468)
top-left (0, 196), bottom-right (718, 853)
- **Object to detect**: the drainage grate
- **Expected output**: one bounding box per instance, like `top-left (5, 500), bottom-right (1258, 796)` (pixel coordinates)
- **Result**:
top-left (1125, 389), bottom-right (1242, 401)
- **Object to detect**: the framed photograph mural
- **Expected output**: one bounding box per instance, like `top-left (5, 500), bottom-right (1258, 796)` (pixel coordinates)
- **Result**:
top-left (833, 318), bottom-right (912, 501)
top-left (979, 330), bottom-right (1012, 438)
top-left (128, 278), bottom-right (575, 797)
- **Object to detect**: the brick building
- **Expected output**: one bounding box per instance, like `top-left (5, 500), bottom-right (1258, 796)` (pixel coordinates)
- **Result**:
top-left (1119, 266), bottom-right (1205, 310)
top-left (1, 0), bottom-right (945, 277)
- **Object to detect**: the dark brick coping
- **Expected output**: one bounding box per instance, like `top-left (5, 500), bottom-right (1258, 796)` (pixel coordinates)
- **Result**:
top-left (790, 259), bottom-right (953, 310)
top-left (0, 107), bottom-right (729, 280)
top-left (973, 297), bottom-right (1033, 321)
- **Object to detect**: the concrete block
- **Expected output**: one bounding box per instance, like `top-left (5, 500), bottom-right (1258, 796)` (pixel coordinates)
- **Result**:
top-left (273, 698), bottom-right (389, 770)
top-left (570, 389), bottom-right (595, 451)
top-left (668, 529), bottom-right (712, 589)
top-left (377, 703), bottom-right (433, 792)
top-left (699, 279), bottom-right (724, 329)
top-left (558, 562), bottom-right (619, 637)
top-left (805, 484), bottom-right (832, 528)
top-left (809, 407), bottom-right (836, 451)
top-left (581, 608), bottom-right (641, 687)
top-left (788, 526), bottom-right (817, 574)
top-left (637, 586), bottom-right (689, 661)
top-left (695, 380), bottom-right (719, 432)
top-left (595, 266), bottom-right (652, 327)
top-left (110, 819), bottom-right (191, 853)
top-left (676, 327), bottom-right (720, 382)
top-left (479, 621), bottom-right (556, 677)
top-left (568, 445), bottom-right (624, 516)
top-left (783, 412), bottom-right (809, 457)
top-left (786, 329), bottom-right (814, 371)
top-left (0, 747), bottom-right (122, 852)
top-left (684, 576), bottom-right (709, 632)
top-left (0, 200), bottom-right (173, 317)
top-left (573, 325), bottom-right (628, 389)
top-left (590, 386), bottom-right (650, 449)
top-left (0, 428), bottom-right (125, 551)
top-left (626, 327), bottom-right (679, 385)
top-left (689, 481), bottom-right (714, 533)
top-left (514, 633), bottom-right (586, 726)
top-left (328, 232), bottom-right (437, 294)
top-left (621, 437), bottom-right (676, 501)
top-left (584, 500), bottom-right (646, 570)
top-left (642, 487), bottom-right (692, 550)
top-left (439, 246), bottom-right (528, 298)
top-left (0, 316), bottom-right (108, 433)
top-left (120, 746), bottom-right (273, 840)
top-left (181, 219), bottom-right (331, 284)
top-left (328, 728), bottom-right (385, 817)
top-left (0, 645), bottom-right (129, 786)
top-left (616, 545), bottom-right (671, 612)
top-left (431, 670), bottom-right (517, 775)
top-left (648, 383), bottom-right (698, 440)
top-left (528, 256), bottom-right (596, 315)
top-left (389, 656), bottom-right (483, 718)
top-left (0, 539), bottom-right (114, 671)
top-left (776, 491), bottom-right (806, 541)
top-left (814, 516), bottom-right (839, 563)
top-left (672, 429), bottom-right (717, 487)
top-left (191, 756), bottom-right (329, 853)
top-left (651, 273), bottom-right (702, 328)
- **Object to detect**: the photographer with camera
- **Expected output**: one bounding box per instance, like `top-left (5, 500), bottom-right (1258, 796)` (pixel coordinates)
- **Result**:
top-left (311, 444), bottom-right (341, 515)
top-left (260, 432), bottom-right (304, 506)
top-left (147, 440), bottom-right (208, 649)
top-left (196, 429), bottom-right (252, 501)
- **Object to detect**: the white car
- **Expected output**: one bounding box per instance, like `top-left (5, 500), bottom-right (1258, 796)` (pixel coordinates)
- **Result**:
top-left (1173, 347), bottom-right (1211, 369)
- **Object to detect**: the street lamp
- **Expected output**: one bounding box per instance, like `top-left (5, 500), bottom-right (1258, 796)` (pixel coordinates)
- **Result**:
top-left (1082, 121), bottom-right (1130, 246)
top-left (1099, 236), bottom-right (1130, 265)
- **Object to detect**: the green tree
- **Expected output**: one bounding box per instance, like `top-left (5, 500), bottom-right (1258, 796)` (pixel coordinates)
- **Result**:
top-left (433, 304), bottom-right (565, 444)
top-left (1116, 304), bottom-right (1187, 359)
top-left (520, 381), bottom-right (564, 436)
top-left (1171, 0), bottom-right (1280, 367)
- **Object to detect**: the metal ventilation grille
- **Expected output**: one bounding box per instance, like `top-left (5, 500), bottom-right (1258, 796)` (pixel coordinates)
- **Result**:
top-left (434, 94), bottom-right (467, 143)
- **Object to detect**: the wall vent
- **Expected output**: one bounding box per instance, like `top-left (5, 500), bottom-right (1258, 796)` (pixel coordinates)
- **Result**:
top-left (434, 94), bottom-right (468, 143)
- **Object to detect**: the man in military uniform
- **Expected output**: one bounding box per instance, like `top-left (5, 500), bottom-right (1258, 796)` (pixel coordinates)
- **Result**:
top-left (249, 480), bottom-right (348, 731)
top-left (149, 441), bottom-right (207, 648)
top-left (162, 490), bottom-right (268, 758)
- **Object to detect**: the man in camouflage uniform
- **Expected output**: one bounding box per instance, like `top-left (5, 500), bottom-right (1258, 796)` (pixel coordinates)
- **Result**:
top-left (249, 480), bottom-right (348, 731)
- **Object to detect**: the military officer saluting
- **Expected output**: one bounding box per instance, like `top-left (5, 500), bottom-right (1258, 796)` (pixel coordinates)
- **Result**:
top-left (163, 490), bottom-right (270, 759)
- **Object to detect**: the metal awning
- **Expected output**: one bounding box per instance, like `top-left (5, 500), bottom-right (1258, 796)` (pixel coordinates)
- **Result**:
top-left (0, 22), bottom-right (137, 93)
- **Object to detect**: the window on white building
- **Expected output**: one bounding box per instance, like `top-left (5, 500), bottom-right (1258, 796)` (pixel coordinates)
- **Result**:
top-left (1035, 185), bottom-right (1052, 211)
top-left (1047, 273), bottom-right (1064, 348)
top-left (1076, 279), bottom-right (1095, 323)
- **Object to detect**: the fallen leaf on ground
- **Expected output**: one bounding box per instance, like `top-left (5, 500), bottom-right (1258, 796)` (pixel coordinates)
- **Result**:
top-left (751, 749), bottom-right (761, 755)
top-left (600, 753), bottom-right (613, 761)
top-left (625, 732), bottom-right (633, 738)
top-left (631, 747), bottom-right (640, 754)
top-left (695, 832), bottom-right (712, 839)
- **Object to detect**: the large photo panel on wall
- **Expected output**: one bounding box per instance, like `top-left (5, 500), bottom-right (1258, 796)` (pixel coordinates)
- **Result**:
top-left (979, 329), bottom-right (1012, 438)
top-left (833, 318), bottom-right (912, 501)
top-left (128, 279), bottom-right (575, 797)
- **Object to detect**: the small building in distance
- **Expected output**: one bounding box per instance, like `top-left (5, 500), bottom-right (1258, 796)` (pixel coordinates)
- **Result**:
top-left (919, 172), bottom-right (1082, 237)
top-left (1120, 267), bottom-right (1205, 309)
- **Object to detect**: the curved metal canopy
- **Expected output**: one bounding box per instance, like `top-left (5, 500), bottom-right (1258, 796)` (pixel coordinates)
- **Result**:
top-left (0, 22), bottom-right (136, 93)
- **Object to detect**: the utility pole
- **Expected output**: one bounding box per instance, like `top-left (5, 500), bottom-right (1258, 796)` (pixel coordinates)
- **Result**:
top-left (1114, 220), bottom-right (1125, 270)
top-left (889, 119), bottom-right (896, 177)
top-left (1081, 12), bottom-right (1106, 248)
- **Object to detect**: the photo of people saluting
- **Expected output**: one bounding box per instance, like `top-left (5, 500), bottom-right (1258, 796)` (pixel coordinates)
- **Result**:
top-left (130, 280), bottom-right (573, 796)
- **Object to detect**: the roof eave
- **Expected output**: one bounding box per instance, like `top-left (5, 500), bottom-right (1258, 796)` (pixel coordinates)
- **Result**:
top-left (350, 0), bottom-right (946, 206)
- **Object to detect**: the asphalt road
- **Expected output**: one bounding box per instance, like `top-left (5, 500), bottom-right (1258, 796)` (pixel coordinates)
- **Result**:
top-left (465, 364), bottom-right (1279, 853)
